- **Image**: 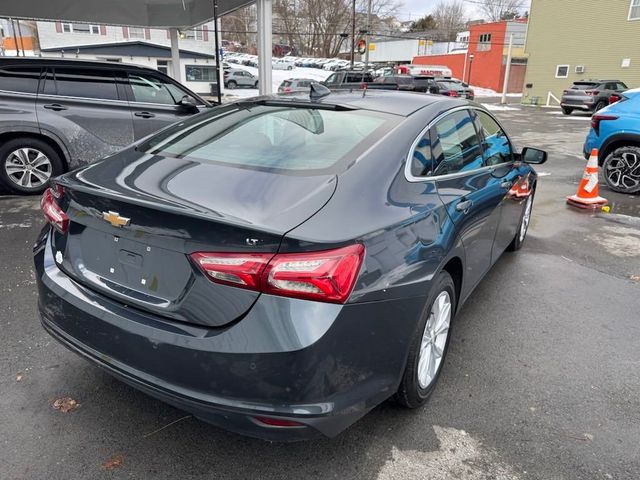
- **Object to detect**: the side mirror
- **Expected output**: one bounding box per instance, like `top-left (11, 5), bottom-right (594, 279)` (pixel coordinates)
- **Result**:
top-left (521, 147), bottom-right (547, 164)
top-left (179, 95), bottom-right (197, 107)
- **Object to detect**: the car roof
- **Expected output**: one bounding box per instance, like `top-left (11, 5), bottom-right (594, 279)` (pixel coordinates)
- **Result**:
top-left (242, 90), bottom-right (465, 117)
top-left (0, 56), bottom-right (162, 73)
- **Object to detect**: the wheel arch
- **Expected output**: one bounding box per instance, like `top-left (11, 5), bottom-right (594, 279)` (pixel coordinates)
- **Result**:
top-left (599, 133), bottom-right (640, 166)
top-left (0, 131), bottom-right (70, 172)
top-left (441, 256), bottom-right (463, 312)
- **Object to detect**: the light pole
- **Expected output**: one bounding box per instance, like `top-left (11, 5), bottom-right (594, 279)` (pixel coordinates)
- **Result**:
top-left (467, 54), bottom-right (475, 85)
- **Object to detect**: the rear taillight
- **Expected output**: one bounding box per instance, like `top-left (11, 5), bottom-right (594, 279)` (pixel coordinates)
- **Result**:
top-left (585, 90), bottom-right (599, 96)
top-left (591, 114), bottom-right (618, 136)
top-left (284, 86), bottom-right (292, 93)
top-left (190, 244), bottom-right (365, 304)
top-left (40, 185), bottom-right (69, 234)
top-left (252, 416), bottom-right (305, 428)
top-left (444, 90), bottom-right (459, 97)
top-left (609, 94), bottom-right (623, 104)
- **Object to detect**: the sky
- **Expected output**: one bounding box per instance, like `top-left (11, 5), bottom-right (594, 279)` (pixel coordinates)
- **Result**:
top-left (392, 0), bottom-right (532, 23)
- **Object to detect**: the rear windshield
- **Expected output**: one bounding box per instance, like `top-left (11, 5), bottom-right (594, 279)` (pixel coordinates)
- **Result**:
top-left (571, 83), bottom-right (598, 90)
top-left (281, 80), bottom-right (292, 87)
top-left (141, 104), bottom-right (398, 174)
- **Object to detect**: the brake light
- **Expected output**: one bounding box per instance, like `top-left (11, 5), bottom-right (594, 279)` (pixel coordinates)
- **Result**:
top-left (284, 86), bottom-right (292, 93)
top-left (609, 94), bottom-right (622, 104)
top-left (585, 90), bottom-right (599, 96)
top-left (40, 185), bottom-right (69, 233)
top-left (444, 90), bottom-right (459, 97)
top-left (190, 244), bottom-right (365, 304)
top-left (591, 114), bottom-right (618, 136)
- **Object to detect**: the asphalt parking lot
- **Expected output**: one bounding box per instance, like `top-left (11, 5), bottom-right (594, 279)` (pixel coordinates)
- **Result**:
top-left (1, 104), bottom-right (639, 480)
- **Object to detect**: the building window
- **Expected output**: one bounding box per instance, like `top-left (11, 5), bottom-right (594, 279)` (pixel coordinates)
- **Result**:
top-left (477, 33), bottom-right (492, 51)
top-left (182, 27), bottom-right (204, 40)
top-left (555, 65), bottom-right (569, 78)
top-left (186, 65), bottom-right (217, 82)
top-left (629, 0), bottom-right (640, 19)
top-left (62, 23), bottom-right (100, 34)
top-left (157, 60), bottom-right (170, 75)
top-left (129, 27), bottom-right (145, 39)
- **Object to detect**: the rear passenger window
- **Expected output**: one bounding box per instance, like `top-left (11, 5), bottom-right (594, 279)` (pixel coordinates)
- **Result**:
top-left (475, 111), bottom-right (513, 166)
top-left (51, 67), bottom-right (118, 100)
top-left (0, 66), bottom-right (40, 94)
top-left (430, 110), bottom-right (483, 176)
top-left (411, 129), bottom-right (435, 177)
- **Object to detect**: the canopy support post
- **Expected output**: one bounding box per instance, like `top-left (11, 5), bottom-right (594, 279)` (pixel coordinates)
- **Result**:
top-left (169, 28), bottom-right (182, 82)
top-left (256, 0), bottom-right (273, 95)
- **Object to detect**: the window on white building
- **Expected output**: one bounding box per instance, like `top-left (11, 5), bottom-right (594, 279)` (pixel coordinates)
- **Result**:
top-left (555, 65), bottom-right (569, 78)
top-left (129, 27), bottom-right (145, 39)
top-left (477, 33), bottom-right (491, 51)
top-left (629, 0), bottom-right (640, 20)
top-left (186, 65), bottom-right (217, 82)
top-left (62, 23), bottom-right (100, 34)
top-left (182, 27), bottom-right (204, 40)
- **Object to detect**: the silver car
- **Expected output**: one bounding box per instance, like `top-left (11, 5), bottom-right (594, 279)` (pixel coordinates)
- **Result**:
top-left (277, 78), bottom-right (318, 93)
top-left (224, 69), bottom-right (259, 89)
top-left (560, 80), bottom-right (628, 115)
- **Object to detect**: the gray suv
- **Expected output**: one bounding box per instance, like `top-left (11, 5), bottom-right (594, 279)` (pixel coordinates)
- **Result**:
top-left (560, 80), bottom-right (628, 115)
top-left (0, 58), bottom-right (210, 194)
top-left (224, 68), bottom-right (258, 89)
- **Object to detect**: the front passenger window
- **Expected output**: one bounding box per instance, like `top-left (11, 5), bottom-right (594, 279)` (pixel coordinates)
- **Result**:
top-left (128, 73), bottom-right (180, 105)
top-left (431, 110), bottom-right (483, 176)
top-left (475, 111), bottom-right (513, 166)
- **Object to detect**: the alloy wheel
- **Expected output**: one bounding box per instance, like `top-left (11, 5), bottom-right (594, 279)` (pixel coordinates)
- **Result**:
top-left (605, 152), bottom-right (640, 192)
top-left (5, 147), bottom-right (52, 189)
top-left (417, 291), bottom-right (451, 389)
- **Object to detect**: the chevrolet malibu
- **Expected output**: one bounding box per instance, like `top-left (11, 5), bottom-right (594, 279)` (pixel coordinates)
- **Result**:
top-left (35, 90), bottom-right (547, 440)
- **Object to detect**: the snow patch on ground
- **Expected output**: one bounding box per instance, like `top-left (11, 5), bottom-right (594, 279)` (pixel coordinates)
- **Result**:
top-left (376, 426), bottom-right (521, 480)
top-left (472, 87), bottom-right (522, 98)
top-left (481, 104), bottom-right (520, 111)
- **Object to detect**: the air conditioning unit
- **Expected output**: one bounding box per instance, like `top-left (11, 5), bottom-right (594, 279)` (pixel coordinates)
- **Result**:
top-left (575, 65), bottom-right (585, 74)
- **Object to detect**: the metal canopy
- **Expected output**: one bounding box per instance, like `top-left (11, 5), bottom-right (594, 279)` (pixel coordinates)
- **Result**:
top-left (1, 0), bottom-right (254, 28)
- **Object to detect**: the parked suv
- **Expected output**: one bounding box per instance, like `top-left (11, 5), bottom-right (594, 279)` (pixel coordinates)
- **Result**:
top-left (372, 75), bottom-right (431, 92)
top-left (583, 89), bottom-right (640, 194)
top-left (277, 78), bottom-right (318, 93)
top-left (560, 80), bottom-right (628, 115)
top-left (224, 68), bottom-right (259, 89)
top-left (323, 71), bottom-right (375, 90)
top-left (0, 58), bottom-right (209, 195)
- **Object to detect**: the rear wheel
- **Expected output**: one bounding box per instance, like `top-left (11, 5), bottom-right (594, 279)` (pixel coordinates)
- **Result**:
top-left (561, 107), bottom-right (573, 115)
top-left (227, 80), bottom-right (237, 89)
top-left (395, 271), bottom-right (455, 408)
top-left (0, 137), bottom-right (64, 195)
top-left (602, 146), bottom-right (640, 194)
top-left (594, 100), bottom-right (607, 112)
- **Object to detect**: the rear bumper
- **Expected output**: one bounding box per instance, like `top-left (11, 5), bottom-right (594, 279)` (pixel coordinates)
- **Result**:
top-left (560, 100), bottom-right (594, 110)
top-left (35, 230), bottom-right (424, 440)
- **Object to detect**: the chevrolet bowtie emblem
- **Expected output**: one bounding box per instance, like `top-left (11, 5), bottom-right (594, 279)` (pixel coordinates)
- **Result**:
top-left (102, 211), bottom-right (130, 228)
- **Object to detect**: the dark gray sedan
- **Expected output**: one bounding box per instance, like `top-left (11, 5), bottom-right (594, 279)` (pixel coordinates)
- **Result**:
top-left (35, 91), bottom-right (546, 441)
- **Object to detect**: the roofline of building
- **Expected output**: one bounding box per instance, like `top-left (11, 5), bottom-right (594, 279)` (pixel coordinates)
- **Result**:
top-left (40, 40), bottom-right (216, 58)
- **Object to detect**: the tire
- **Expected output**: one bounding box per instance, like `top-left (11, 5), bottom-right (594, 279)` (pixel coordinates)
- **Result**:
top-left (507, 190), bottom-right (535, 252)
top-left (227, 80), bottom-right (237, 89)
top-left (0, 137), bottom-right (64, 195)
top-left (287, 65), bottom-right (293, 70)
top-left (395, 271), bottom-right (456, 409)
top-left (561, 107), bottom-right (573, 115)
top-left (602, 146), bottom-right (640, 194)
top-left (594, 100), bottom-right (607, 112)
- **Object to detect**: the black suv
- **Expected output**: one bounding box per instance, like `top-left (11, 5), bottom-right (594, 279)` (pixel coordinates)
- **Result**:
top-left (0, 58), bottom-right (210, 194)
top-left (372, 75), bottom-right (432, 92)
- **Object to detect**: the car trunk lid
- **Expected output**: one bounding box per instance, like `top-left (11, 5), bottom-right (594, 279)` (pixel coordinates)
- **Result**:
top-left (52, 149), bottom-right (337, 328)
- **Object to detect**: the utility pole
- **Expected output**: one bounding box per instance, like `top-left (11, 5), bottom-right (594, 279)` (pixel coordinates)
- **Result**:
top-left (363, 0), bottom-right (372, 71)
top-left (10, 18), bottom-right (19, 56)
top-left (500, 33), bottom-right (514, 105)
top-left (350, 0), bottom-right (355, 68)
top-left (213, 0), bottom-right (223, 104)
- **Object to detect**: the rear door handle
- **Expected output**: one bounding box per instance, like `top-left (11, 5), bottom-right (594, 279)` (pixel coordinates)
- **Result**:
top-left (455, 199), bottom-right (474, 213)
top-left (500, 180), bottom-right (513, 189)
top-left (43, 103), bottom-right (68, 111)
top-left (134, 111), bottom-right (155, 118)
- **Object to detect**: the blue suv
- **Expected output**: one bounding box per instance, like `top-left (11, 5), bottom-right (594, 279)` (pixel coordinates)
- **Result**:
top-left (584, 89), bottom-right (640, 194)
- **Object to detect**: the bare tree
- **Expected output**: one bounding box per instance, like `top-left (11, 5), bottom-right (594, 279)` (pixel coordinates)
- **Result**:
top-left (478, 0), bottom-right (525, 22)
top-left (432, 0), bottom-right (468, 41)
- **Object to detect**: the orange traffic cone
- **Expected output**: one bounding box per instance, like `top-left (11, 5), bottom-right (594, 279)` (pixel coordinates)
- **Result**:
top-left (566, 149), bottom-right (608, 209)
